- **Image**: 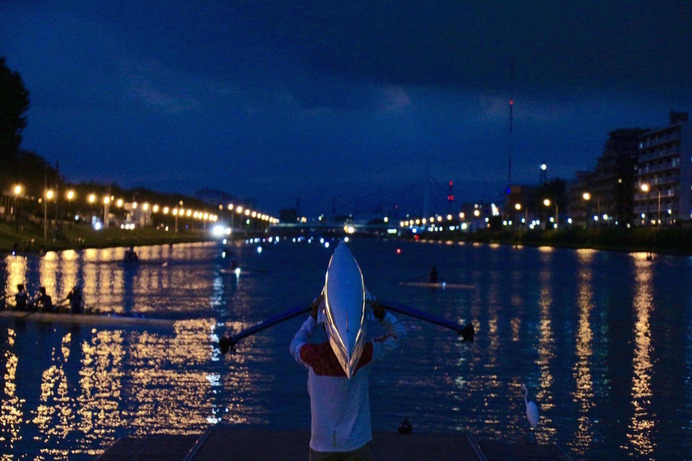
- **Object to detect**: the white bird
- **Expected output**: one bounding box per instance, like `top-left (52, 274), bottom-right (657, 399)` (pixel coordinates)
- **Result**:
top-left (521, 383), bottom-right (539, 443)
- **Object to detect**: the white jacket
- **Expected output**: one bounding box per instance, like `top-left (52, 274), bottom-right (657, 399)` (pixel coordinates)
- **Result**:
top-left (290, 312), bottom-right (405, 452)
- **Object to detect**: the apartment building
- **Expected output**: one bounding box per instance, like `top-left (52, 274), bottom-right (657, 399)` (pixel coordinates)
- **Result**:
top-left (567, 129), bottom-right (646, 227)
top-left (634, 111), bottom-right (692, 225)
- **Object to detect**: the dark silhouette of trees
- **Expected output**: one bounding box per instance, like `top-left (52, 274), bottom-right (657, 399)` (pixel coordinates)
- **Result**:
top-left (0, 56), bottom-right (30, 191)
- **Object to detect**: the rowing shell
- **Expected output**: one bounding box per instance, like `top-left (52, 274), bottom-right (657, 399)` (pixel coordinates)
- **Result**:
top-left (323, 241), bottom-right (367, 379)
top-left (399, 281), bottom-right (477, 290)
top-left (0, 310), bottom-right (175, 328)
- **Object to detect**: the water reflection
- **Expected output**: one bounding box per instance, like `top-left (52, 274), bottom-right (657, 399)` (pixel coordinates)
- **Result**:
top-left (536, 248), bottom-right (556, 443)
top-left (626, 256), bottom-right (654, 456)
top-left (573, 249), bottom-right (594, 451)
top-left (0, 241), bottom-right (689, 459)
top-left (4, 256), bottom-right (28, 300)
top-left (0, 328), bottom-right (22, 453)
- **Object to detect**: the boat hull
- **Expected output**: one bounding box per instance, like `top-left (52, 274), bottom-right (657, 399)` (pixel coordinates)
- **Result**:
top-left (0, 310), bottom-right (175, 328)
top-left (323, 242), bottom-right (367, 378)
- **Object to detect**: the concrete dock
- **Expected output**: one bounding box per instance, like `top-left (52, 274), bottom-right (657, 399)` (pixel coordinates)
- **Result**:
top-left (97, 426), bottom-right (574, 460)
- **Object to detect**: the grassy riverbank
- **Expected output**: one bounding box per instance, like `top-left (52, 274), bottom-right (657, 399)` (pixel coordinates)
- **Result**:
top-left (0, 219), bottom-right (215, 254)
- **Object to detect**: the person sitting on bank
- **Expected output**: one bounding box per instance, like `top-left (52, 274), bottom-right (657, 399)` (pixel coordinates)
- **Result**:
top-left (32, 287), bottom-right (55, 313)
top-left (15, 284), bottom-right (29, 311)
top-left (59, 285), bottom-right (84, 314)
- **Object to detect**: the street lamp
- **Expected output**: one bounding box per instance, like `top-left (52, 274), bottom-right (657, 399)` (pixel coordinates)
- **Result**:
top-left (640, 183), bottom-right (660, 226)
top-left (13, 184), bottom-right (22, 233)
top-left (44, 189), bottom-right (54, 243)
top-left (582, 192), bottom-right (601, 229)
top-left (66, 189), bottom-right (75, 227)
top-left (514, 202), bottom-right (527, 227)
top-left (543, 198), bottom-right (558, 229)
top-left (103, 196), bottom-right (111, 228)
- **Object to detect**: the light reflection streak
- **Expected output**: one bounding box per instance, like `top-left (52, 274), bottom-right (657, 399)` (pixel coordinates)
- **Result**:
top-left (4, 255), bottom-right (28, 301)
top-left (33, 333), bottom-right (75, 452)
top-left (0, 329), bottom-right (23, 452)
top-left (39, 252), bottom-right (59, 299)
top-left (481, 254), bottom-right (501, 434)
top-left (535, 250), bottom-right (556, 442)
top-left (78, 329), bottom-right (125, 451)
top-left (625, 257), bottom-right (655, 456)
top-left (57, 250), bottom-right (79, 302)
top-left (572, 249), bottom-right (594, 451)
top-left (126, 320), bottom-right (225, 434)
top-left (510, 269), bottom-right (524, 343)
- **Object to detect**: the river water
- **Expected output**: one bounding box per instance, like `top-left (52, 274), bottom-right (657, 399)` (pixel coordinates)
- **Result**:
top-left (0, 239), bottom-right (690, 460)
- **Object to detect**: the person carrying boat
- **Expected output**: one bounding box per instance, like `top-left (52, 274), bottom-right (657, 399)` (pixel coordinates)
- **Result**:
top-left (290, 242), bottom-right (406, 461)
top-left (59, 285), bottom-right (84, 314)
top-left (32, 287), bottom-right (55, 313)
top-left (14, 284), bottom-right (29, 311)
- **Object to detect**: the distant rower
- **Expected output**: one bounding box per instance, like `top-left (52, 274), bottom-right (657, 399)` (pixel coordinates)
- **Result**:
top-left (429, 267), bottom-right (438, 284)
top-left (59, 285), bottom-right (84, 314)
top-left (124, 246), bottom-right (138, 262)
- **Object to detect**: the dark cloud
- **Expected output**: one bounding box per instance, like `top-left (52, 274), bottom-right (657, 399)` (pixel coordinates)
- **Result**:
top-left (1, 1), bottom-right (690, 216)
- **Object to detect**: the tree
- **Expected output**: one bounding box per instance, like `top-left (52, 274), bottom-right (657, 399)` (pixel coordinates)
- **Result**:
top-left (0, 57), bottom-right (30, 190)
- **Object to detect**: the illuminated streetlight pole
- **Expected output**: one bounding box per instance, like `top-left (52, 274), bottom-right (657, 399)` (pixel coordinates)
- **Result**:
top-left (582, 192), bottom-right (600, 229)
top-left (657, 188), bottom-right (661, 225)
top-left (66, 190), bottom-right (75, 228)
top-left (103, 196), bottom-right (111, 228)
top-left (514, 203), bottom-right (527, 228)
top-left (641, 183), bottom-right (661, 226)
top-left (44, 189), bottom-right (54, 244)
top-left (582, 192), bottom-right (591, 228)
top-left (13, 184), bottom-right (22, 233)
top-left (543, 198), bottom-right (558, 229)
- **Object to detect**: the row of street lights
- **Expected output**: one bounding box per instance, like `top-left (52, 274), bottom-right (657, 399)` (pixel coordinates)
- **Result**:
top-left (218, 203), bottom-right (279, 234)
top-left (9, 184), bottom-right (224, 234)
top-left (10, 184), bottom-right (281, 237)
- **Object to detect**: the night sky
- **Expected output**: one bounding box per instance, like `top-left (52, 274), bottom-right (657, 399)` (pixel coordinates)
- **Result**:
top-left (1, 1), bottom-right (690, 217)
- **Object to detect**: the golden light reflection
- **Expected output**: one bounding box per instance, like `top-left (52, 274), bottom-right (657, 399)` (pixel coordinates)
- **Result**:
top-left (78, 329), bottom-right (125, 450)
top-left (0, 242), bottom-right (282, 457)
top-left (0, 329), bottom-right (23, 452)
top-left (39, 251), bottom-right (59, 302)
top-left (30, 332), bottom-right (81, 459)
top-left (573, 250), bottom-right (594, 451)
top-left (58, 250), bottom-right (79, 302)
top-left (536, 250), bottom-right (556, 442)
top-left (5, 255), bottom-right (28, 300)
top-left (625, 257), bottom-right (655, 456)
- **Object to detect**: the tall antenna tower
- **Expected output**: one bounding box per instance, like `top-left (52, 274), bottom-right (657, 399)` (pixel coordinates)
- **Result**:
top-left (508, 58), bottom-right (514, 187)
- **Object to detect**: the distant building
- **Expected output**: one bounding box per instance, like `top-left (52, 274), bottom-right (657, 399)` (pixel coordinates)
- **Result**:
top-left (568, 128), bottom-right (649, 228)
top-left (634, 111), bottom-right (692, 225)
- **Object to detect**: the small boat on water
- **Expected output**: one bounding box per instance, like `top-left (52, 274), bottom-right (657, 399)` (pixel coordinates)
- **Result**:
top-left (399, 281), bottom-right (477, 290)
top-left (0, 309), bottom-right (175, 328)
